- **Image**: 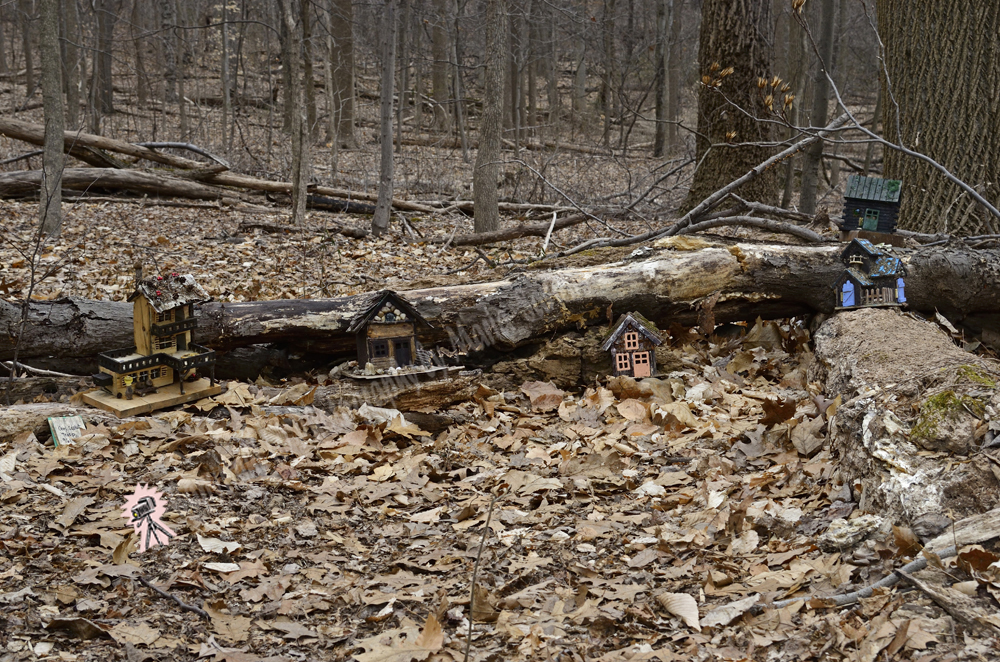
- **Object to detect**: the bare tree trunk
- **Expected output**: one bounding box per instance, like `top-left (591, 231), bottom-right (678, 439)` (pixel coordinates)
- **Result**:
top-left (395, 0), bottom-right (409, 153)
top-left (666, 0), bottom-right (681, 149)
top-left (301, 0), bottom-right (316, 139)
top-left (131, 0), bottom-right (148, 107)
top-left (798, 0), bottom-right (836, 215)
top-left (220, 0), bottom-right (232, 150)
top-left (62, 0), bottom-right (80, 129)
top-left (683, 0), bottom-right (777, 209)
top-left (161, 0), bottom-right (177, 103)
top-left (19, 0), bottom-right (35, 96)
top-left (472, 0), bottom-right (507, 233)
top-left (781, 13), bottom-right (806, 209)
top-left (0, 2), bottom-right (7, 74)
top-left (572, 42), bottom-right (586, 119)
top-left (545, 5), bottom-right (558, 132)
top-left (371, 0), bottom-right (397, 236)
top-left (330, 0), bottom-right (356, 148)
top-left (652, 0), bottom-right (667, 157)
top-left (282, 1), bottom-right (308, 226)
top-left (39, 0), bottom-right (63, 236)
top-left (93, 0), bottom-right (117, 115)
top-left (862, 85), bottom-right (881, 176)
top-left (176, 0), bottom-right (188, 140)
top-left (278, 0), bottom-right (294, 134)
top-left (600, 0), bottom-right (615, 148)
top-left (452, 0), bottom-right (469, 162)
top-left (413, 13), bottom-right (424, 130)
top-left (431, 0), bottom-right (450, 132)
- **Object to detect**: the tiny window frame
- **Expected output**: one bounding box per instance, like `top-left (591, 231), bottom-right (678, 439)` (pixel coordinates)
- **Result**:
top-left (372, 340), bottom-right (390, 358)
top-left (624, 331), bottom-right (639, 350)
top-left (616, 353), bottom-right (631, 371)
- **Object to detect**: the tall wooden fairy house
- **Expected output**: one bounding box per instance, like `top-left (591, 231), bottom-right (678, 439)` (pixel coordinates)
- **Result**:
top-left (601, 312), bottom-right (662, 378)
top-left (85, 273), bottom-right (221, 416)
top-left (840, 175), bottom-right (903, 235)
top-left (833, 238), bottom-right (907, 309)
top-left (347, 290), bottom-right (431, 370)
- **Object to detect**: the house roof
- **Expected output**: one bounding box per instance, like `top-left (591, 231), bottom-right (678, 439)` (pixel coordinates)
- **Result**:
top-left (347, 290), bottom-right (431, 334)
top-left (845, 175), bottom-right (902, 203)
top-left (127, 274), bottom-right (210, 313)
top-left (600, 312), bottom-right (663, 351)
top-left (871, 255), bottom-right (905, 278)
top-left (841, 237), bottom-right (880, 260)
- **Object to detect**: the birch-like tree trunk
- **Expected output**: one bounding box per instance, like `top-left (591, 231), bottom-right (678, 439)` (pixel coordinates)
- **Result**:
top-left (472, 0), bottom-right (507, 233)
top-left (39, 0), bottom-right (63, 235)
top-left (371, 0), bottom-right (397, 236)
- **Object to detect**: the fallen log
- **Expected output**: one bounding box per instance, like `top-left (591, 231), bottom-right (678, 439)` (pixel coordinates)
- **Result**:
top-left (4, 241), bottom-right (1000, 376)
top-left (812, 307), bottom-right (1000, 532)
top-left (0, 168), bottom-right (242, 202)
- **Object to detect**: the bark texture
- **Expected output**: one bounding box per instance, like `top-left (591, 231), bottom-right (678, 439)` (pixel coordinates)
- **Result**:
top-left (472, 0), bottom-right (507, 233)
top-left (878, 0), bottom-right (1000, 235)
top-left (38, 0), bottom-right (64, 235)
top-left (813, 308), bottom-right (1000, 530)
top-left (371, 0), bottom-right (397, 235)
top-left (4, 242), bottom-right (1000, 374)
top-left (683, 0), bottom-right (777, 208)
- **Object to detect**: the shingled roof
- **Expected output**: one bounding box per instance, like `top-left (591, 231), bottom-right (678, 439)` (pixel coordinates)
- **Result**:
top-left (600, 312), bottom-right (663, 351)
top-left (127, 274), bottom-right (211, 313)
top-left (845, 175), bottom-right (902, 203)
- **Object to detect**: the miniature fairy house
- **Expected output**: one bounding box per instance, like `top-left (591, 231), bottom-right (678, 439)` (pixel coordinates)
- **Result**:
top-left (840, 175), bottom-right (902, 235)
top-left (84, 273), bottom-right (221, 416)
top-left (347, 290), bottom-right (431, 370)
top-left (601, 312), bottom-right (662, 378)
top-left (833, 238), bottom-right (907, 309)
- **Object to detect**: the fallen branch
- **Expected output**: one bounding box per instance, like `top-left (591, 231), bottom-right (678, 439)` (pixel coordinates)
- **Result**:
top-left (1, 361), bottom-right (75, 378)
top-left (556, 113), bottom-right (852, 257)
top-left (137, 576), bottom-right (209, 621)
top-left (0, 168), bottom-right (241, 202)
top-left (426, 213), bottom-right (590, 247)
top-left (679, 216), bottom-right (826, 243)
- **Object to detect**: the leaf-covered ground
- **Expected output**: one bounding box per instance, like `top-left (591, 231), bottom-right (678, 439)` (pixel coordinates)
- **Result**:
top-left (3, 313), bottom-right (999, 662)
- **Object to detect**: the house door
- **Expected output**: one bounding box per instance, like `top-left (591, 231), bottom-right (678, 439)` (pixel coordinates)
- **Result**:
top-left (393, 339), bottom-right (412, 366)
top-left (896, 277), bottom-right (906, 303)
top-left (841, 281), bottom-right (855, 307)
top-left (862, 209), bottom-right (879, 231)
top-left (632, 352), bottom-right (651, 378)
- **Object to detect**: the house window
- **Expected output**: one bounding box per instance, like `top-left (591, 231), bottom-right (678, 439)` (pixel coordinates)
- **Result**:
top-left (139, 370), bottom-right (149, 383)
top-left (372, 340), bottom-right (389, 358)
top-left (155, 336), bottom-right (175, 351)
top-left (862, 209), bottom-right (879, 230)
top-left (624, 331), bottom-right (639, 350)
top-left (849, 255), bottom-right (863, 264)
top-left (616, 353), bottom-right (631, 372)
top-left (150, 368), bottom-right (160, 379)
top-left (155, 310), bottom-right (173, 323)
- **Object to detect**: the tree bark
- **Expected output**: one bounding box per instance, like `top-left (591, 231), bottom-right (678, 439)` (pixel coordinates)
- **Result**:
top-left (92, 0), bottom-right (118, 115)
top-left (283, 1), bottom-right (308, 226)
top-left (683, 0), bottom-right (777, 209)
top-left (38, 0), bottom-right (63, 235)
top-left (878, 0), bottom-right (1000, 236)
top-left (472, 0), bottom-right (507, 233)
top-left (5, 242), bottom-right (1000, 373)
top-left (301, 0), bottom-right (317, 140)
top-left (18, 0), bottom-right (34, 95)
top-left (160, 0), bottom-right (177, 103)
top-left (329, 0), bottom-right (357, 148)
top-left (431, 0), bottom-right (450, 132)
top-left (371, 0), bottom-right (397, 235)
top-left (62, 0), bottom-right (80, 129)
top-left (652, 0), bottom-right (667, 157)
top-left (797, 0), bottom-right (836, 216)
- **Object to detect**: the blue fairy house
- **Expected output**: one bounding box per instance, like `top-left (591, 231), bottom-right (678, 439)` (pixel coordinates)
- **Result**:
top-left (840, 175), bottom-right (902, 235)
top-left (833, 238), bottom-right (907, 309)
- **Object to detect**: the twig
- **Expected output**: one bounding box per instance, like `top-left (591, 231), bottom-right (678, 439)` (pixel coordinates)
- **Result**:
top-left (1, 361), bottom-right (76, 378)
top-left (541, 212), bottom-right (557, 254)
top-left (464, 490), bottom-right (502, 662)
top-left (137, 576), bottom-right (210, 620)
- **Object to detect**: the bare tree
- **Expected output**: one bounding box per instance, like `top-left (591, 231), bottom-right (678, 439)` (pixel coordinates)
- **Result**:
top-left (39, 0), bottom-right (63, 235)
top-left (473, 0), bottom-right (507, 233)
top-left (798, 0), bottom-right (836, 215)
top-left (329, 0), bottom-right (357, 148)
top-left (372, 0), bottom-right (398, 236)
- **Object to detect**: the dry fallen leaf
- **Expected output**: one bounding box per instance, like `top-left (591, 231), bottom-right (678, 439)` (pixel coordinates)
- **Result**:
top-left (520, 381), bottom-right (565, 411)
top-left (700, 594), bottom-right (759, 629)
top-left (655, 592), bottom-right (701, 631)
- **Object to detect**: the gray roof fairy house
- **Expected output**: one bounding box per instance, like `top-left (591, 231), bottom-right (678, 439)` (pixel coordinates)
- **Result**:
top-left (601, 312), bottom-right (663, 378)
top-left (833, 238), bottom-right (907, 309)
top-left (348, 290), bottom-right (432, 370)
top-left (84, 272), bottom-right (221, 416)
top-left (840, 175), bottom-right (902, 234)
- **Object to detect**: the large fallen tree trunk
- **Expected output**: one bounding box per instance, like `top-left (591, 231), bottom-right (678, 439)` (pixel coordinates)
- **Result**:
top-left (0, 168), bottom-right (242, 202)
top-left (3, 241), bottom-right (999, 374)
top-left (812, 307), bottom-right (1000, 533)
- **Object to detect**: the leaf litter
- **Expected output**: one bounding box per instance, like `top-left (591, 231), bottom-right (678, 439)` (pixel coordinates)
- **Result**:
top-left (2, 312), bottom-right (999, 660)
